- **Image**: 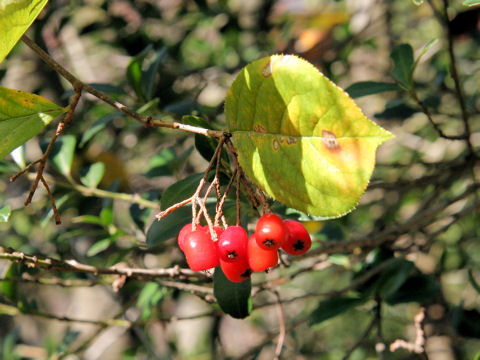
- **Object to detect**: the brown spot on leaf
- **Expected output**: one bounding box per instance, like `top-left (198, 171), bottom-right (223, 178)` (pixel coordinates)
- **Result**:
top-left (287, 136), bottom-right (297, 144)
top-left (272, 139), bottom-right (279, 151)
top-left (262, 60), bottom-right (273, 77)
top-left (254, 124), bottom-right (267, 133)
top-left (322, 130), bottom-right (341, 152)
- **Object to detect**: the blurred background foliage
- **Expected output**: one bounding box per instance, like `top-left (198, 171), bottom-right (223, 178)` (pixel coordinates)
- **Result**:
top-left (0, 0), bottom-right (480, 359)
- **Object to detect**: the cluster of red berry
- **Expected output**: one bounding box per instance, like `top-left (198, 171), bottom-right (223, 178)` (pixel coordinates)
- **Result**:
top-left (177, 213), bottom-right (312, 282)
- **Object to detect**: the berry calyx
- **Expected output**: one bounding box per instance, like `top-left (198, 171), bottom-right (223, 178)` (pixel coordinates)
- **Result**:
top-left (219, 258), bottom-right (252, 283)
top-left (183, 230), bottom-right (219, 271)
top-left (177, 223), bottom-right (205, 251)
top-left (247, 234), bottom-right (278, 272)
top-left (217, 226), bottom-right (248, 262)
top-left (255, 213), bottom-right (286, 250)
top-left (282, 220), bottom-right (311, 255)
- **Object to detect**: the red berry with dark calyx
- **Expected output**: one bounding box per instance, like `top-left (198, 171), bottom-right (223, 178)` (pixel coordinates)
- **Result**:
top-left (217, 226), bottom-right (248, 262)
top-left (183, 230), bottom-right (219, 271)
top-left (219, 258), bottom-right (251, 283)
top-left (247, 234), bottom-right (278, 272)
top-left (282, 220), bottom-right (311, 255)
top-left (177, 223), bottom-right (206, 251)
top-left (255, 213), bottom-right (287, 250)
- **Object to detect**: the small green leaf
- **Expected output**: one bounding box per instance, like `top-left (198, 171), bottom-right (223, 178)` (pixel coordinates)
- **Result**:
top-left (345, 81), bottom-right (401, 98)
top-left (80, 162), bottom-right (105, 188)
top-left (142, 47), bottom-right (167, 100)
top-left (100, 207), bottom-right (113, 226)
top-left (126, 45), bottom-right (152, 101)
top-left (390, 44), bottom-right (414, 88)
top-left (413, 39), bottom-right (438, 72)
top-left (72, 215), bottom-right (104, 226)
top-left (463, 0), bottom-right (480, 6)
top-left (412, 0), bottom-right (424, 5)
top-left (213, 266), bottom-right (252, 319)
top-left (0, 0), bottom-right (49, 63)
top-left (160, 173), bottom-right (205, 209)
top-left (309, 296), bottom-right (365, 327)
top-left (86, 238), bottom-right (112, 257)
top-left (474, 353), bottom-right (480, 360)
top-left (0, 87), bottom-right (66, 159)
top-left (47, 135), bottom-right (76, 177)
top-left (79, 113), bottom-right (118, 148)
top-left (225, 55), bottom-right (393, 218)
top-left (0, 205), bottom-right (11, 222)
top-left (144, 148), bottom-right (176, 177)
top-left (137, 282), bottom-right (165, 321)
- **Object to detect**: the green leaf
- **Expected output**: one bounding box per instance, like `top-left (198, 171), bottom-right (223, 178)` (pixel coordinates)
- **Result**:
top-left (468, 269), bottom-right (480, 294)
top-left (146, 205), bottom-right (192, 246)
top-left (137, 282), bottom-right (165, 321)
top-left (474, 353), bottom-right (480, 360)
top-left (225, 55), bottom-right (393, 218)
top-left (126, 45), bottom-right (152, 101)
top-left (213, 266), bottom-right (252, 319)
top-left (377, 259), bottom-right (414, 299)
top-left (160, 173), bottom-right (205, 210)
top-left (0, 0), bottom-right (49, 63)
top-left (0, 205), bottom-right (11, 222)
top-left (47, 135), bottom-right (76, 177)
top-left (390, 44), bottom-right (414, 88)
top-left (86, 238), bottom-right (113, 257)
top-left (0, 87), bottom-right (66, 160)
top-left (80, 162), bottom-right (105, 188)
top-left (146, 200), bottom-right (219, 246)
top-left (463, 0), bottom-right (480, 6)
top-left (142, 47), bottom-right (167, 100)
top-left (413, 39), bottom-right (438, 72)
top-left (412, 0), bottom-right (424, 5)
top-left (0, 263), bottom-right (18, 302)
top-left (10, 144), bottom-right (26, 169)
top-left (345, 81), bottom-right (401, 98)
top-left (79, 113), bottom-right (118, 148)
top-left (309, 295), bottom-right (365, 327)
top-left (144, 148), bottom-right (176, 177)
top-left (385, 274), bottom-right (440, 305)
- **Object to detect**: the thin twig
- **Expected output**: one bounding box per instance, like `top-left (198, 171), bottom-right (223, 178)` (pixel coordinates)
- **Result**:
top-left (39, 176), bottom-right (61, 224)
top-left (0, 247), bottom-right (208, 280)
top-left (20, 35), bottom-right (225, 139)
top-left (272, 290), bottom-right (286, 360)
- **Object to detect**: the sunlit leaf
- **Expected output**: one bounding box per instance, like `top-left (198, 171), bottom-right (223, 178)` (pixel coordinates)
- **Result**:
top-left (225, 55), bottom-right (393, 218)
top-left (80, 162), bottom-right (105, 188)
top-left (0, 0), bottom-right (49, 63)
top-left (213, 266), bottom-right (252, 319)
top-left (47, 135), bottom-right (76, 177)
top-left (0, 205), bottom-right (11, 222)
top-left (86, 238), bottom-right (112, 257)
top-left (463, 0), bottom-right (480, 6)
top-left (0, 87), bottom-right (66, 160)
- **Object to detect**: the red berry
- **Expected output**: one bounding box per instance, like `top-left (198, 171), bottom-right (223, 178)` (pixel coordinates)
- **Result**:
top-left (177, 223), bottom-right (205, 251)
top-left (219, 258), bottom-right (251, 283)
top-left (217, 226), bottom-right (248, 262)
top-left (247, 234), bottom-right (278, 272)
top-left (255, 213), bottom-right (286, 250)
top-left (183, 230), bottom-right (219, 271)
top-left (282, 220), bottom-right (311, 255)
top-left (206, 225), bottom-right (224, 241)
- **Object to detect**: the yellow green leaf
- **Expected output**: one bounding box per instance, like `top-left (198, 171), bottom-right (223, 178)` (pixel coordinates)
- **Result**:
top-left (0, 86), bottom-right (66, 160)
top-left (225, 55), bottom-right (393, 218)
top-left (0, 0), bottom-right (49, 63)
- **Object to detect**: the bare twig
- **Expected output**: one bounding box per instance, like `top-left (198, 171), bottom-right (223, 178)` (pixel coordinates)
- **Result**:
top-left (272, 290), bottom-right (286, 360)
top-left (0, 247), bottom-right (208, 280)
top-left (390, 307), bottom-right (426, 353)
